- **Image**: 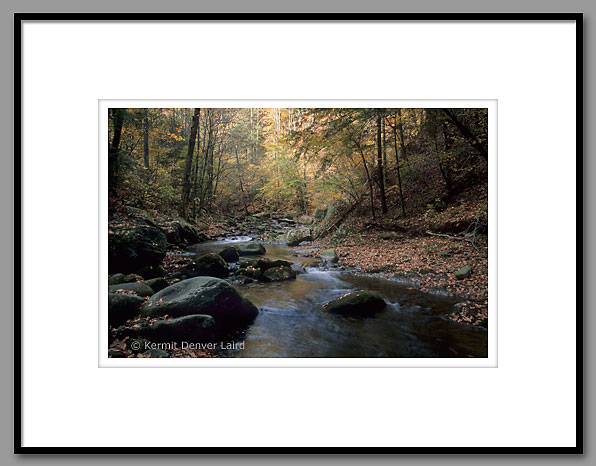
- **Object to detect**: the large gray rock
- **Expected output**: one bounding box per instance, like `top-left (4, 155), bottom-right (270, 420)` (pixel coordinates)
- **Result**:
top-left (108, 293), bottom-right (144, 326)
top-left (122, 273), bottom-right (144, 283)
top-left (176, 253), bottom-right (229, 279)
top-left (323, 290), bottom-right (386, 318)
top-left (108, 225), bottom-right (168, 274)
top-left (149, 315), bottom-right (215, 342)
top-left (297, 215), bottom-right (314, 225)
top-left (236, 258), bottom-right (294, 282)
top-left (219, 246), bottom-right (240, 262)
top-left (108, 273), bottom-right (126, 286)
top-left (124, 207), bottom-right (158, 227)
top-left (236, 243), bottom-right (266, 256)
top-left (143, 277), bottom-right (169, 293)
top-left (285, 228), bottom-right (313, 247)
top-left (108, 282), bottom-right (155, 297)
top-left (319, 249), bottom-right (338, 263)
top-left (142, 277), bottom-right (258, 331)
top-left (108, 273), bottom-right (144, 288)
top-left (262, 265), bottom-right (297, 282)
top-left (157, 217), bottom-right (207, 245)
top-left (455, 265), bottom-right (472, 280)
top-left (237, 258), bottom-right (292, 271)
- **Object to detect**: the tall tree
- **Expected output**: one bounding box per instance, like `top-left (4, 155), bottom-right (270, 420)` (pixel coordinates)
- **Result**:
top-left (376, 109), bottom-right (388, 214)
top-left (181, 108), bottom-right (200, 220)
top-left (108, 108), bottom-right (126, 195)
top-left (142, 115), bottom-right (150, 173)
top-left (396, 108), bottom-right (407, 161)
top-left (234, 144), bottom-right (249, 215)
top-left (392, 116), bottom-right (406, 217)
top-left (353, 135), bottom-right (376, 221)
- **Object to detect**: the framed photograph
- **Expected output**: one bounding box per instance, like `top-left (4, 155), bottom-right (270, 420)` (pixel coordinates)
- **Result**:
top-left (16, 13), bottom-right (582, 452)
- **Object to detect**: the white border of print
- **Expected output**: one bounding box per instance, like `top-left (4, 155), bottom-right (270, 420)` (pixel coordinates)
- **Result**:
top-left (22, 20), bottom-right (576, 448)
top-left (98, 98), bottom-right (497, 368)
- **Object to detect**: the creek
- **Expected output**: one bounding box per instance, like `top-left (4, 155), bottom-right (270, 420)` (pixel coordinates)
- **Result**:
top-left (186, 238), bottom-right (488, 358)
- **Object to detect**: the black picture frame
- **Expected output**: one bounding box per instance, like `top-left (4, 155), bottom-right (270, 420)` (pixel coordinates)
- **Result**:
top-left (13, 12), bottom-right (584, 454)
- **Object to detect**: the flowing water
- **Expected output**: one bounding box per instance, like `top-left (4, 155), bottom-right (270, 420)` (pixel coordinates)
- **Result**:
top-left (186, 239), bottom-right (488, 358)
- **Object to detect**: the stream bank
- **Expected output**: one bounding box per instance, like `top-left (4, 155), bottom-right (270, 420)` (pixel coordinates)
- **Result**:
top-left (108, 210), bottom-right (488, 358)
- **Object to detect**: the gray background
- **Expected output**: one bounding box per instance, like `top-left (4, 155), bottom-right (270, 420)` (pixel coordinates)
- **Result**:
top-left (2, 0), bottom-right (590, 464)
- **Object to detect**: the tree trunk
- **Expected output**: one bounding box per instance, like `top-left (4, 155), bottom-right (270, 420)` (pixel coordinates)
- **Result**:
top-left (442, 108), bottom-right (488, 160)
top-left (357, 144), bottom-right (376, 221)
top-left (142, 116), bottom-right (150, 174)
top-left (199, 109), bottom-right (215, 213)
top-left (108, 108), bottom-right (125, 195)
top-left (377, 110), bottom-right (388, 214)
top-left (397, 108), bottom-right (407, 161)
top-left (191, 110), bottom-right (202, 218)
top-left (234, 145), bottom-right (249, 215)
top-left (382, 115), bottom-right (387, 187)
top-left (181, 108), bottom-right (200, 220)
top-left (440, 120), bottom-right (454, 193)
top-left (392, 119), bottom-right (406, 217)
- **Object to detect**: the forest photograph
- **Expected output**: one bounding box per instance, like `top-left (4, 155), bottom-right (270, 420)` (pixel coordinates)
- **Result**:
top-left (107, 107), bottom-right (489, 359)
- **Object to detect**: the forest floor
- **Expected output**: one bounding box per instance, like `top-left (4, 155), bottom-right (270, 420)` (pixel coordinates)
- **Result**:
top-left (295, 188), bottom-right (490, 328)
top-left (299, 235), bottom-right (488, 327)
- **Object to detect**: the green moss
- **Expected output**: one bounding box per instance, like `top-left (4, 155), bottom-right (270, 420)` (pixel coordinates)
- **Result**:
top-left (179, 253), bottom-right (230, 279)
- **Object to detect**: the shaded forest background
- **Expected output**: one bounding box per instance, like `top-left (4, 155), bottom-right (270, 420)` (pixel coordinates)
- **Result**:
top-left (108, 107), bottom-right (488, 233)
top-left (108, 107), bottom-right (489, 328)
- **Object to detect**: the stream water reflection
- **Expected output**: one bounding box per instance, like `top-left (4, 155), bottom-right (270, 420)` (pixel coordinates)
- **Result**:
top-left (186, 240), bottom-right (488, 358)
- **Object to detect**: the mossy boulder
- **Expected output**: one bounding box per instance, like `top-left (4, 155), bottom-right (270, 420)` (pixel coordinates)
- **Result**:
top-left (108, 273), bottom-right (126, 286)
top-left (455, 265), bottom-right (472, 280)
top-left (108, 272), bottom-right (145, 286)
top-left (124, 207), bottom-right (158, 227)
top-left (143, 277), bottom-right (169, 293)
top-left (262, 265), bottom-right (297, 282)
top-left (236, 243), bottom-right (266, 256)
top-left (149, 314), bottom-right (216, 343)
top-left (319, 249), bottom-right (338, 263)
top-left (235, 266), bottom-right (263, 280)
top-left (238, 258), bottom-right (291, 271)
top-left (285, 228), bottom-right (313, 246)
top-left (323, 290), bottom-right (386, 318)
top-left (176, 253), bottom-right (229, 279)
top-left (123, 273), bottom-right (144, 283)
top-left (236, 258), bottom-right (294, 282)
top-left (108, 225), bottom-right (168, 274)
top-left (108, 292), bottom-right (144, 327)
top-left (142, 277), bottom-right (258, 332)
top-left (108, 282), bottom-right (155, 297)
top-left (156, 217), bottom-right (206, 246)
top-left (219, 246), bottom-right (240, 262)
top-left (234, 276), bottom-right (254, 285)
